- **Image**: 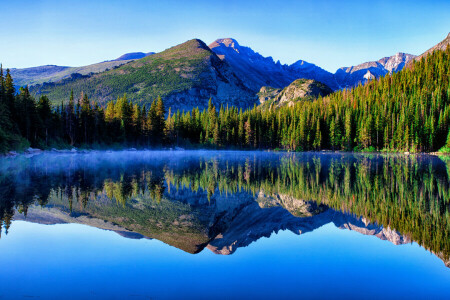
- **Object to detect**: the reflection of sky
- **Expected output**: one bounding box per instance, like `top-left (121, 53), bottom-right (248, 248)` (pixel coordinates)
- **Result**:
top-left (0, 221), bottom-right (449, 299)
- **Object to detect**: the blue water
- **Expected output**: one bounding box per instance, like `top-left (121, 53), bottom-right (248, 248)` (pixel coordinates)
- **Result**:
top-left (0, 221), bottom-right (448, 299)
top-left (0, 151), bottom-right (449, 299)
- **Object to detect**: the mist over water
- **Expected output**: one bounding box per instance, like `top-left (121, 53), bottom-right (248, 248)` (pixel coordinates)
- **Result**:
top-left (0, 150), bottom-right (449, 299)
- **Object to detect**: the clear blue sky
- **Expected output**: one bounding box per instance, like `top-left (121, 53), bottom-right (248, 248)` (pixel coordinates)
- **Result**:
top-left (1, 0), bottom-right (449, 72)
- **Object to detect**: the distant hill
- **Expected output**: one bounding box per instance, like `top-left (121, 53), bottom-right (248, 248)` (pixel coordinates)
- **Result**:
top-left (9, 52), bottom-right (155, 87)
top-left (114, 52), bottom-right (155, 61)
top-left (10, 60), bottom-right (134, 87)
top-left (30, 39), bottom-right (256, 111)
top-left (258, 79), bottom-right (332, 109)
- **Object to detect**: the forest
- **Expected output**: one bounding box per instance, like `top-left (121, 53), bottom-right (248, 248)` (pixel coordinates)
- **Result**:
top-left (0, 46), bottom-right (449, 153)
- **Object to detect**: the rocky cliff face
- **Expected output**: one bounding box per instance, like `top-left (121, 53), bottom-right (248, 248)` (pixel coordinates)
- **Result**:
top-left (160, 45), bottom-right (258, 111)
top-left (258, 79), bottom-right (333, 108)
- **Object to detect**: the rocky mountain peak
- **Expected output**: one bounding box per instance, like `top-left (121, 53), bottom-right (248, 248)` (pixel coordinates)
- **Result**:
top-left (209, 38), bottom-right (240, 49)
top-left (290, 60), bottom-right (316, 71)
top-left (378, 52), bottom-right (416, 73)
top-left (209, 38), bottom-right (338, 91)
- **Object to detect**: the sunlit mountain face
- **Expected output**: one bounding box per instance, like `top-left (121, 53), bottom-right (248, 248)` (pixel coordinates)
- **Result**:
top-left (1, 151), bottom-right (448, 267)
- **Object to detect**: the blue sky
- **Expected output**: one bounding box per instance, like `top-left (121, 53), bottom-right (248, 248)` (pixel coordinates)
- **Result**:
top-left (1, 0), bottom-right (449, 72)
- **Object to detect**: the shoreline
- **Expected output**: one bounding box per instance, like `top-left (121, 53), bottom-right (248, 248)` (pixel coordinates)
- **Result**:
top-left (2, 147), bottom-right (450, 158)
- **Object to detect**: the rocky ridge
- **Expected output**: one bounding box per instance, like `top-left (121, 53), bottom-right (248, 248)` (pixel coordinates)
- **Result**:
top-left (258, 79), bottom-right (332, 108)
top-left (209, 38), bottom-right (339, 91)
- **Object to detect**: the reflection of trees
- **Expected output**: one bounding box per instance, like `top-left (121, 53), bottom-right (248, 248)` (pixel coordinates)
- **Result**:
top-left (0, 154), bottom-right (449, 260)
top-left (165, 155), bottom-right (450, 260)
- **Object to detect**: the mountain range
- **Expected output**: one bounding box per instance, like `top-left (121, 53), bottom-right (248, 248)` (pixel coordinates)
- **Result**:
top-left (9, 52), bottom-right (154, 87)
top-left (8, 33), bottom-right (449, 110)
top-left (29, 39), bottom-right (256, 111)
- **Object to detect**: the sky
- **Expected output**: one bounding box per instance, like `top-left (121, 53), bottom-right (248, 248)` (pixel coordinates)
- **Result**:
top-left (1, 0), bottom-right (449, 72)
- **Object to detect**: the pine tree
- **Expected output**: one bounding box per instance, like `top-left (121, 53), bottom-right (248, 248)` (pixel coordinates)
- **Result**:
top-left (37, 96), bottom-right (53, 147)
top-left (155, 96), bottom-right (166, 144)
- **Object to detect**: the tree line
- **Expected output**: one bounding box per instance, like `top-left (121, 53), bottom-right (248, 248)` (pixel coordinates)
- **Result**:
top-left (1, 46), bottom-right (449, 152)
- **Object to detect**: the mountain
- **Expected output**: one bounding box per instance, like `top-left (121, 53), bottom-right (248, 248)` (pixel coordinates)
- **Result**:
top-left (258, 79), bottom-right (332, 108)
top-left (209, 38), bottom-right (295, 91)
top-left (410, 32), bottom-right (450, 63)
top-left (114, 52), bottom-right (155, 61)
top-left (30, 39), bottom-right (256, 111)
top-left (12, 37), bottom-right (429, 110)
top-left (9, 65), bottom-right (72, 87)
top-left (335, 52), bottom-right (416, 88)
top-left (13, 193), bottom-right (417, 262)
top-left (10, 60), bottom-right (134, 87)
top-left (290, 59), bottom-right (338, 90)
top-left (209, 38), bottom-right (415, 92)
top-left (8, 51), bottom-right (155, 87)
top-left (209, 38), bottom-right (339, 91)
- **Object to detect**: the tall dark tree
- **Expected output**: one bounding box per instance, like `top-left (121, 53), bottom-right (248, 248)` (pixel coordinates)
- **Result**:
top-left (37, 96), bottom-right (53, 146)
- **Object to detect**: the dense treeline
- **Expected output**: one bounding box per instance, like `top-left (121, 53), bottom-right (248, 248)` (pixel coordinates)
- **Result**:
top-left (1, 47), bottom-right (449, 152)
top-left (172, 47), bottom-right (450, 152)
top-left (0, 66), bottom-right (168, 151)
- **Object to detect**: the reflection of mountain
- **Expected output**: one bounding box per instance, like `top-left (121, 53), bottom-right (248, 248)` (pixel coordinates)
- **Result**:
top-left (14, 190), bottom-right (410, 257)
top-left (208, 195), bottom-right (412, 255)
top-left (1, 151), bottom-right (449, 267)
top-left (13, 205), bottom-right (148, 240)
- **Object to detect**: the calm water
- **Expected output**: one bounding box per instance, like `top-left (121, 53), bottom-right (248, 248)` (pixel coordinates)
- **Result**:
top-left (0, 151), bottom-right (449, 299)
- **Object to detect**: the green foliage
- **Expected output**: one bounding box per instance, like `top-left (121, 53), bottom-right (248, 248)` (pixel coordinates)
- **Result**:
top-left (172, 47), bottom-right (450, 152)
top-left (1, 47), bottom-right (449, 153)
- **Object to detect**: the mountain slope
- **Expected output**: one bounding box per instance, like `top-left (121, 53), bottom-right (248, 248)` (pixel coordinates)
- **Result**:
top-left (410, 32), bottom-right (450, 63)
top-left (9, 52), bottom-right (155, 87)
top-left (10, 60), bottom-right (133, 87)
top-left (31, 39), bottom-right (256, 111)
top-left (209, 38), bottom-right (414, 91)
top-left (209, 38), bottom-right (339, 91)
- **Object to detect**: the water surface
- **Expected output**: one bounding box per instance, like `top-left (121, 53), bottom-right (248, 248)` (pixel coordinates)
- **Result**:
top-left (0, 151), bottom-right (449, 299)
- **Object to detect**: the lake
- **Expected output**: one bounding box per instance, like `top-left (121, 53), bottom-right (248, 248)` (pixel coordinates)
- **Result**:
top-left (0, 150), bottom-right (449, 299)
